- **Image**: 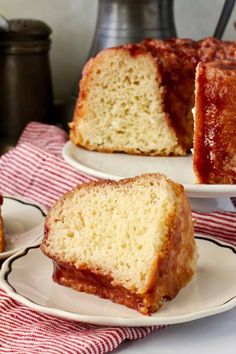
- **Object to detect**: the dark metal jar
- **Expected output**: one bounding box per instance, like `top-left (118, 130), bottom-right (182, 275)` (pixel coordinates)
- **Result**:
top-left (0, 19), bottom-right (54, 152)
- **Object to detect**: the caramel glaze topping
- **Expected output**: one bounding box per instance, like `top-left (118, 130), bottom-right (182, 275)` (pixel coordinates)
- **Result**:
top-left (119, 38), bottom-right (236, 152)
top-left (142, 38), bottom-right (236, 151)
top-left (142, 38), bottom-right (198, 150)
top-left (194, 60), bottom-right (236, 184)
top-left (52, 260), bottom-right (157, 315)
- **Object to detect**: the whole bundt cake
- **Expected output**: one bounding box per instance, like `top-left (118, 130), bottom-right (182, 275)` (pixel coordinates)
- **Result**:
top-left (70, 37), bottom-right (236, 157)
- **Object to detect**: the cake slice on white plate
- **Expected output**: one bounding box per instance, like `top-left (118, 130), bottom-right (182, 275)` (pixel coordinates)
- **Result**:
top-left (41, 173), bottom-right (197, 315)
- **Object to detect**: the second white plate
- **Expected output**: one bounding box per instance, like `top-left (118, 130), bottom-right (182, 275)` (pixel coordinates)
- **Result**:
top-left (0, 196), bottom-right (47, 259)
top-left (63, 142), bottom-right (236, 198)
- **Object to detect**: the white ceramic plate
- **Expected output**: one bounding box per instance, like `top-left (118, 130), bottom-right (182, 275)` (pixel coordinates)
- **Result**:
top-left (1, 236), bottom-right (236, 327)
top-left (0, 196), bottom-right (47, 260)
top-left (63, 142), bottom-right (236, 198)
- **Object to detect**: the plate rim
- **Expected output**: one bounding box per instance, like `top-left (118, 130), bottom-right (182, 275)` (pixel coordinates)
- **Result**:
top-left (63, 141), bottom-right (236, 198)
top-left (0, 236), bottom-right (236, 327)
top-left (0, 195), bottom-right (47, 259)
top-left (3, 195), bottom-right (47, 217)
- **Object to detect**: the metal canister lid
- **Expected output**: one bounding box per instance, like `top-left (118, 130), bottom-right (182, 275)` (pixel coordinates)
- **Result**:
top-left (2, 19), bottom-right (51, 38)
top-left (0, 17), bottom-right (52, 53)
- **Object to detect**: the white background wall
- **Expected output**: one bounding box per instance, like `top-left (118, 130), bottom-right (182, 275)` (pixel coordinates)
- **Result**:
top-left (1, 0), bottom-right (235, 103)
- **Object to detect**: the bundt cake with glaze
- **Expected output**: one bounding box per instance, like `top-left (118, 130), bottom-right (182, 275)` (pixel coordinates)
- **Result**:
top-left (70, 37), bottom-right (236, 157)
top-left (41, 173), bottom-right (197, 315)
top-left (193, 60), bottom-right (236, 184)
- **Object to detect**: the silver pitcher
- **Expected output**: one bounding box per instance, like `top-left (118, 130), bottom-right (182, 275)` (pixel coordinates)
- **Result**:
top-left (89, 0), bottom-right (176, 57)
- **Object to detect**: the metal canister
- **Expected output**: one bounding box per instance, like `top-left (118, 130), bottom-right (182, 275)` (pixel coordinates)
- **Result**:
top-left (0, 18), bottom-right (54, 152)
top-left (89, 0), bottom-right (176, 56)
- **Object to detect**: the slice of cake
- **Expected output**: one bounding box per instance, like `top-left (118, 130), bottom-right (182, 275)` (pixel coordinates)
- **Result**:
top-left (41, 174), bottom-right (197, 315)
top-left (193, 60), bottom-right (236, 184)
top-left (0, 194), bottom-right (4, 252)
top-left (70, 44), bottom-right (186, 156)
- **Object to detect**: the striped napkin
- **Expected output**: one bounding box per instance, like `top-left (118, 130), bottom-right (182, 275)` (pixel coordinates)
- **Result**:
top-left (0, 122), bottom-right (235, 354)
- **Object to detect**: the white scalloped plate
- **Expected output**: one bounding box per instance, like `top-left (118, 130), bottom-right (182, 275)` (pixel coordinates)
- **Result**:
top-left (1, 236), bottom-right (236, 327)
top-left (0, 196), bottom-right (47, 259)
top-left (62, 142), bottom-right (236, 198)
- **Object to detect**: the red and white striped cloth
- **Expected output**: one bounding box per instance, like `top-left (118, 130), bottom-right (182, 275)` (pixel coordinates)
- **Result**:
top-left (0, 122), bottom-right (235, 353)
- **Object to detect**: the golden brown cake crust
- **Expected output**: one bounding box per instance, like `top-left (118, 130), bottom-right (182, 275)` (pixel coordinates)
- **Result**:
top-left (41, 174), bottom-right (196, 315)
top-left (145, 184), bottom-right (196, 306)
top-left (193, 60), bottom-right (236, 184)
